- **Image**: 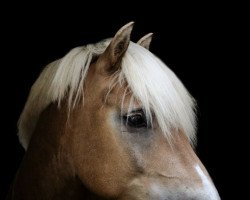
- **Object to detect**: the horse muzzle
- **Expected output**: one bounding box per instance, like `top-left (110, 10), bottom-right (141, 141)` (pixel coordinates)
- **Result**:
top-left (118, 175), bottom-right (221, 200)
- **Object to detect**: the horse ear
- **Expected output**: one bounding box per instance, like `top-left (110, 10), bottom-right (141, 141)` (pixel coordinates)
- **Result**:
top-left (97, 22), bottom-right (134, 74)
top-left (137, 33), bottom-right (153, 50)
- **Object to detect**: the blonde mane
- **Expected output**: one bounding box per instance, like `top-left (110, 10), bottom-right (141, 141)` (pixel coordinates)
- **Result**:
top-left (18, 39), bottom-right (196, 150)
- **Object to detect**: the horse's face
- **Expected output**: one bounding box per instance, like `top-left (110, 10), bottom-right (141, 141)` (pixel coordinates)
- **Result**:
top-left (70, 23), bottom-right (220, 199)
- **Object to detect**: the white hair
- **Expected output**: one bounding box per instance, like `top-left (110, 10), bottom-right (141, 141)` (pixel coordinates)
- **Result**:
top-left (18, 39), bottom-right (196, 150)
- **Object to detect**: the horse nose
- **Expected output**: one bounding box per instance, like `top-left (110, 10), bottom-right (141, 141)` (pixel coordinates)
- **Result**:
top-left (149, 182), bottom-right (221, 200)
top-left (121, 177), bottom-right (220, 200)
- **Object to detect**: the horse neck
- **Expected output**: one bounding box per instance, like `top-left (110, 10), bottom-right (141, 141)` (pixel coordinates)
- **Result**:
top-left (11, 103), bottom-right (99, 199)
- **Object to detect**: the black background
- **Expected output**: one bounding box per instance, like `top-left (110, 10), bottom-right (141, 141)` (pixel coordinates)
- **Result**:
top-left (0, 3), bottom-right (245, 200)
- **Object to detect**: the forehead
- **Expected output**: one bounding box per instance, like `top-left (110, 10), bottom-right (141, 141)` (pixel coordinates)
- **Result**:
top-left (101, 81), bottom-right (142, 111)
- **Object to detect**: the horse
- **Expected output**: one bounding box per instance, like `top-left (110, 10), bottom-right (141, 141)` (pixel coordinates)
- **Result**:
top-left (7, 22), bottom-right (220, 199)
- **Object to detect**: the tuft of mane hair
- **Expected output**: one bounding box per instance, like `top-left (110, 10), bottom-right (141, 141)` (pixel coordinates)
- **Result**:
top-left (18, 39), bottom-right (196, 150)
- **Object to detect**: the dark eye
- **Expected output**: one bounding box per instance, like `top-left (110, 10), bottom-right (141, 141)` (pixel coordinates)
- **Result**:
top-left (123, 110), bottom-right (148, 128)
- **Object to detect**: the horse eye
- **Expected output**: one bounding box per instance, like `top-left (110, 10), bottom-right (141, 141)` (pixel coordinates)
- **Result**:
top-left (123, 110), bottom-right (148, 128)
